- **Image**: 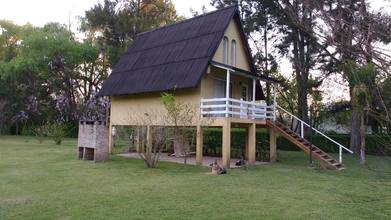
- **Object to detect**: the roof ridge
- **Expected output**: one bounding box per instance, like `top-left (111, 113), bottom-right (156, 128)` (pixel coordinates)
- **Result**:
top-left (136, 4), bottom-right (238, 37)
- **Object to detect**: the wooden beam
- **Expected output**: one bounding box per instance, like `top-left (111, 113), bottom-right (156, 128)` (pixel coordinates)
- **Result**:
top-left (146, 125), bottom-right (152, 155)
top-left (108, 123), bottom-right (113, 154)
top-left (135, 127), bottom-right (141, 153)
top-left (196, 125), bottom-right (203, 165)
top-left (269, 127), bottom-right (277, 163)
top-left (244, 127), bottom-right (249, 160)
top-left (248, 123), bottom-right (256, 165)
top-left (225, 69), bottom-right (230, 118)
top-left (272, 83), bottom-right (277, 121)
top-left (222, 120), bottom-right (231, 168)
top-left (252, 79), bottom-right (256, 102)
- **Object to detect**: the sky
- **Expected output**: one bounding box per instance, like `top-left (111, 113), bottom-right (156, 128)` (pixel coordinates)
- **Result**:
top-left (0, 0), bottom-right (214, 29)
top-left (1, 0), bottom-right (390, 102)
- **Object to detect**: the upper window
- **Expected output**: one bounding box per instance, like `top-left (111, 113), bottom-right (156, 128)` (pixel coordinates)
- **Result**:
top-left (222, 37), bottom-right (229, 64)
top-left (231, 40), bottom-right (236, 66)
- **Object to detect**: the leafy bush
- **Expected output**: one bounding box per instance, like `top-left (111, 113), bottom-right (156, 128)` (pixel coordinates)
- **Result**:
top-left (33, 125), bottom-right (46, 143)
top-left (43, 123), bottom-right (68, 145)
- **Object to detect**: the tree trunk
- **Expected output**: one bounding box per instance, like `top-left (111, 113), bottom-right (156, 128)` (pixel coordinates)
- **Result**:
top-left (350, 107), bottom-right (361, 154)
top-left (297, 78), bottom-right (309, 135)
top-left (173, 134), bottom-right (190, 157)
top-left (349, 87), bottom-right (361, 154)
top-left (263, 16), bottom-right (271, 104)
top-left (360, 113), bottom-right (366, 164)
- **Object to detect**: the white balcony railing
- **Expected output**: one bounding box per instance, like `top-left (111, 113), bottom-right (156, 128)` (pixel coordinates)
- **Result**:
top-left (200, 97), bottom-right (275, 120)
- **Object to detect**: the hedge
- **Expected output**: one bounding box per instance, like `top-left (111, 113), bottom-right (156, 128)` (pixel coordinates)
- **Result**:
top-left (202, 128), bottom-right (391, 158)
top-left (10, 124), bottom-right (390, 157)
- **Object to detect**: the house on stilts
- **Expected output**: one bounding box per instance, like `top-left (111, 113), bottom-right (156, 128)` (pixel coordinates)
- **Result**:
top-left (97, 5), bottom-right (353, 170)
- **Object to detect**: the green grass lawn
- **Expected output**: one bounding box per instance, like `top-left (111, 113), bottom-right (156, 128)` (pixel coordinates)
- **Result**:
top-left (1, 136), bottom-right (391, 220)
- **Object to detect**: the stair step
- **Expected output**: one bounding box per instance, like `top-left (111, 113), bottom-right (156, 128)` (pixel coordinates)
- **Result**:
top-left (268, 121), bottom-right (344, 171)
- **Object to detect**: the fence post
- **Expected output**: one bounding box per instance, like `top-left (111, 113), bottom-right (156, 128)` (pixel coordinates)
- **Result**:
top-left (300, 121), bottom-right (304, 138)
top-left (339, 146), bottom-right (342, 164)
top-left (240, 98), bottom-right (244, 118)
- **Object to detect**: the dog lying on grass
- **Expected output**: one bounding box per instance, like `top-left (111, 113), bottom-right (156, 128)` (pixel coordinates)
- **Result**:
top-left (210, 160), bottom-right (226, 175)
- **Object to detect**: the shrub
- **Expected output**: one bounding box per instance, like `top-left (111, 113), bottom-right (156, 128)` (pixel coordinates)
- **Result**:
top-left (33, 125), bottom-right (46, 143)
top-left (44, 123), bottom-right (68, 145)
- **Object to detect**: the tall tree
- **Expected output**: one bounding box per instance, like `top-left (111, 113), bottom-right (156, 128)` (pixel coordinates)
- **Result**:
top-left (313, 0), bottom-right (391, 152)
top-left (81, 0), bottom-right (180, 69)
top-left (261, 0), bottom-right (391, 153)
top-left (343, 60), bottom-right (374, 163)
top-left (0, 22), bottom-right (105, 132)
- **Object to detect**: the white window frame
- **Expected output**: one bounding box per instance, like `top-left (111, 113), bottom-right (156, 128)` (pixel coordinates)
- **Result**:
top-left (231, 40), bottom-right (236, 66)
top-left (222, 37), bottom-right (229, 64)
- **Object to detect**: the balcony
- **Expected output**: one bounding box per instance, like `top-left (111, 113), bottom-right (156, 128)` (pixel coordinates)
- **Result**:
top-left (200, 97), bottom-right (275, 120)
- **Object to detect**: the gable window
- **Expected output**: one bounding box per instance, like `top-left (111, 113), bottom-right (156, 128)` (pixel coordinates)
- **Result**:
top-left (231, 40), bottom-right (236, 66)
top-left (222, 37), bottom-right (229, 64)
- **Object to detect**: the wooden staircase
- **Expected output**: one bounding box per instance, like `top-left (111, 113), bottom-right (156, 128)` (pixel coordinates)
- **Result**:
top-left (267, 120), bottom-right (344, 170)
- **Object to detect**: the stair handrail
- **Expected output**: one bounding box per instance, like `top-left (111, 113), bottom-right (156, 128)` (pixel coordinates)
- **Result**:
top-left (275, 105), bottom-right (353, 163)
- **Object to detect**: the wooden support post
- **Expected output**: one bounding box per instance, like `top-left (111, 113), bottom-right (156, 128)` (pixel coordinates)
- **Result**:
top-left (135, 127), bottom-right (141, 153)
top-left (272, 83), bottom-right (277, 121)
top-left (146, 125), bottom-right (152, 155)
top-left (252, 79), bottom-right (256, 102)
top-left (248, 123), bottom-right (256, 165)
top-left (269, 128), bottom-right (277, 162)
top-left (108, 123), bottom-right (113, 154)
top-left (222, 120), bottom-right (231, 168)
top-left (244, 127), bottom-right (249, 160)
top-left (252, 79), bottom-right (256, 119)
top-left (196, 125), bottom-right (203, 165)
top-left (225, 69), bottom-right (230, 118)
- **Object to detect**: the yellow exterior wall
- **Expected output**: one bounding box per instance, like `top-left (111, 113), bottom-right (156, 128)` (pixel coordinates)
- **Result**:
top-left (212, 18), bottom-right (251, 71)
top-left (110, 88), bottom-right (200, 126)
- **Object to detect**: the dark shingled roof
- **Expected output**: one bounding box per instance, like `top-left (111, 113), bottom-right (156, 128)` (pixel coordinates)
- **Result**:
top-left (98, 5), bottom-right (255, 96)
